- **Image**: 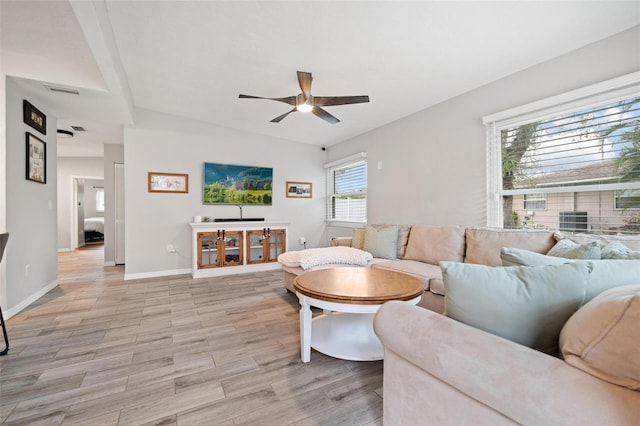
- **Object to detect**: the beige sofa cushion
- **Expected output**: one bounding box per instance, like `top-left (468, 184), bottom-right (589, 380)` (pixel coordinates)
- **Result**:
top-left (372, 259), bottom-right (442, 291)
top-left (560, 285), bottom-right (640, 390)
top-left (442, 261), bottom-right (591, 356)
top-left (404, 225), bottom-right (465, 264)
top-left (464, 228), bottom-right (555, 266)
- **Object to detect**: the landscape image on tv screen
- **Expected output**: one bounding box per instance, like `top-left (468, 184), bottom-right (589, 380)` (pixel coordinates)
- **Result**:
top-left (203, 162), bottom-right (273, 205)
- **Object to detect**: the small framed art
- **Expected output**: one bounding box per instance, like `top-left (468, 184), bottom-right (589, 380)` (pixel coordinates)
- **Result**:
top-left (26, 132), bottom-right (46, 184)
top-left (23, 100), bottom-right (47, 135)
top-left (148, 172), bottom-right (189, 193)
top-left (286, 181), bottom-right (312, 198)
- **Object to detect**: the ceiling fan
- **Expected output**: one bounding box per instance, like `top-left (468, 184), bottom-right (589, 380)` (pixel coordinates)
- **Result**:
top-left (239, 71), bottom-right (369, 124)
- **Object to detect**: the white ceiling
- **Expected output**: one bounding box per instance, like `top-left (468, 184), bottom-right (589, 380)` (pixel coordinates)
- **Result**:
top-left (1, 1), bottom-right (639, 152)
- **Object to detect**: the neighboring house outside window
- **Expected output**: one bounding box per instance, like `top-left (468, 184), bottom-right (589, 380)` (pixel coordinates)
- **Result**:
top-left (325, 153), bottom-right (367, 225)
top-left (96, 189), bottom-right (105, 213)
top-left (484, 73), bottom-right (640, 235)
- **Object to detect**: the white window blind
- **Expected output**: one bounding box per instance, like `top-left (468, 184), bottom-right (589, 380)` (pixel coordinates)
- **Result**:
top-left (325, 153), bottom-right (367, 224)
top-left (485, 72), bottom-right (640, 235)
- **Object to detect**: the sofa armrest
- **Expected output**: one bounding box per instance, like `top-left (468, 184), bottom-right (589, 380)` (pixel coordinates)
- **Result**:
top-left (330, 237), bottom-right (352, 247)
top-left (374, 301), bottom-right (640, 425)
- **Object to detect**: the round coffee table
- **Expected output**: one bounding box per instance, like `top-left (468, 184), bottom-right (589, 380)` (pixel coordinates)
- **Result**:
top-left (293, 267), bottom-right (423, 363)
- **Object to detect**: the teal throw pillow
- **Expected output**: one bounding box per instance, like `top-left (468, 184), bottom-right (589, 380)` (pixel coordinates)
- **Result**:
top-left (363, 225), bottom-right (398, 259)
top-left (547, 238), bottom-right (601, 259)
top-left (441, 261), bottom-right (590, 356)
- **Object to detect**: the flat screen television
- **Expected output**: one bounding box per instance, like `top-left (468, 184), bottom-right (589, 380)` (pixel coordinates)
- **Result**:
top-left (203, 162), bottom-right (273, 205)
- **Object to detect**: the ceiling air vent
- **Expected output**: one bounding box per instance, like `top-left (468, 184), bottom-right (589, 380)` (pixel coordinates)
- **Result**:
top-left (71, 126), bottom-right (86, 132)
top-left (44, 84), bottom-right (80, 95)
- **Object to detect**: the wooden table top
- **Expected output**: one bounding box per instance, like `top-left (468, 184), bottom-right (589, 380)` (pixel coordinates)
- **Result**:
top-left (293, 267), bottom-right (424, 305)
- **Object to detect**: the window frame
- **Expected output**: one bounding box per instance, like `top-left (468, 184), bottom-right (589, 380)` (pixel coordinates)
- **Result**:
top-left (523, 193), bottom-right (547, 211)
top-left (614, 188), bottom-right (640, 210)
top-left (484, 71), bottom-right (640, 228)
top-left (325, 152), bottom-right (367, 227)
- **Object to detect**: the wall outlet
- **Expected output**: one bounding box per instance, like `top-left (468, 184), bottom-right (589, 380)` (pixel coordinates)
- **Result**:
top-left (25, 264), bottom-right (30, 277)
top-left (167, 244), bottom-right (176, 253)
top-left (299, 237), bottom-right (306, 245)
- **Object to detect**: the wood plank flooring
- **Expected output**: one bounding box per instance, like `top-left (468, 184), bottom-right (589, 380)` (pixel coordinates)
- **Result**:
top-left (0, 246), bottom-right (383, 425)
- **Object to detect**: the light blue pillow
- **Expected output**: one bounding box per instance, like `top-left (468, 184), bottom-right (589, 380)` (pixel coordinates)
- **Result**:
top-left (441, 261), bottom-right (590, 356)
top-left (601, 241), bottom-right (640, 260)
top-left (547, 238), bottom-right (601, 259)
top-left (501, 247), bottom-right (571, 267)
top-left (500, 247), bottom-right (640, 303)
top-left (363, 225), bottom-right (398, 259)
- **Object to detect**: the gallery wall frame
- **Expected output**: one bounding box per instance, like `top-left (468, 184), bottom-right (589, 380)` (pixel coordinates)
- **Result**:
top-left (23, 100), bottom-right (47, 135)
top-left (148, 172), bottom-right (189, 193)
top-left (286, 181), bottom-right (312, 198)
top-left (26, 132), bottom-right (46, 184)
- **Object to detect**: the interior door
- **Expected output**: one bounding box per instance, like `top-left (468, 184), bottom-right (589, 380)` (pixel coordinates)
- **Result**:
top-left (76, 179), bottom-right (85, 248)
top-left (115, 163), bottom-right (125, 265)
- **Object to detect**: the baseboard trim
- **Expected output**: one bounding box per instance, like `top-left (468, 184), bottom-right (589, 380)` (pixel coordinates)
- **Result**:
top-left (124, 268), bottom-right (191, 281)
top-left (5, 279), bottom-right (59, 319)
top-left (57, 248), bottom-right (73, 253)
top-left (104, 261), bottom-right (116, 267)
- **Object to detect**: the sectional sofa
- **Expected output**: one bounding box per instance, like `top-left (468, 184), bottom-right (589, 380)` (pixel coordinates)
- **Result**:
top-left (282, 224), bottom-right (640, 313)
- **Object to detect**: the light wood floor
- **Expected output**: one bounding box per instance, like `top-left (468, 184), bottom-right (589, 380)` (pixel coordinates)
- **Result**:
top-left (0, 246), bottom-right (383, 425)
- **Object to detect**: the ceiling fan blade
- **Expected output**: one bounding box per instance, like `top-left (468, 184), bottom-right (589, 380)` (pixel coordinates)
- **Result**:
top-left (297, 71), bottom-right (312, 100)
top-left (312, 106), bottom-right (340, 124)
top-left (239, 94), bottom-right (296, 106)
top-left (313, 95), bottom-right (370, 107)
top-left (270, 108), bottom-right (297, 123)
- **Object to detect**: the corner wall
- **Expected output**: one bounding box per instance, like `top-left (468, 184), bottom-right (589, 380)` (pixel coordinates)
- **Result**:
top-left (327, 26), bottom-right (640, 237)
top-left (4, 77), bottom-right (58, 316)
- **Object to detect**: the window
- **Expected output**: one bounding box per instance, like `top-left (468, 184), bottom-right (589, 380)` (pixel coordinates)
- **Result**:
top-left (523, 193), bottom-right (546, 210)
top-left (484, 72), bottom-right (640, 234)
top-left (325, 153), bottom-right (367, 224)
top-left (615, 189), bottom-right (640, 209)
top-left (96, 189), bottom-right (105, 213)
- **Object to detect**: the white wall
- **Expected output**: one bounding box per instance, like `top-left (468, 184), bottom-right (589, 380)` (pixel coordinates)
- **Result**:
top-left (103, 144), bottom-right (124, 265)
top-left (327, 26), bottom-right (640, 239)
top-left (56, 157), bottom-right (104, 250)
top-left (3, 77), bottom-right (58, 315)
top-left (123, 109), bottom-right (326, 278)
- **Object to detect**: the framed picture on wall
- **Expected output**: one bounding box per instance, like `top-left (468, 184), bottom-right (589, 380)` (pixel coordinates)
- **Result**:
top-left (148, 172), bottom-right (189, 193)
top-left (286, 181), bottom-right (312, 198)
top-left (23, 100), bottom-right (47, 135)
top-left (26, 132), bottom-right (46, 184)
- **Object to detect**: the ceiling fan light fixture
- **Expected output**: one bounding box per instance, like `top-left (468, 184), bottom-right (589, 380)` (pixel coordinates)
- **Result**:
top-left (296, 103), bottom-right (313, 113)
top-left (296, 93), bottom-right (313, 112)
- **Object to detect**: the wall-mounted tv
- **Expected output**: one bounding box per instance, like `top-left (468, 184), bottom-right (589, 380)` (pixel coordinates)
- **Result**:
top-left (203, 162), bottom-right (273, 205)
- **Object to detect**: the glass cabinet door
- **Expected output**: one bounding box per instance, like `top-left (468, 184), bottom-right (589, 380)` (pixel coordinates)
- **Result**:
top-left (198, 232), bottom-right (218, 268)
top-left (246, 229), bottom-right (267, 264)
top-left (220, 230), bottom-right (243, 266)
top-left (267, 229), bottom-right (286, 262)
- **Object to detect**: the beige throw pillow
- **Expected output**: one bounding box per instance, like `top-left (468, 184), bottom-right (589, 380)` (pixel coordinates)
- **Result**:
top-left (403, 225), bottom-right (465, 264)
top-left (547, 238), bottom-right (601, 259)
top-left (560, 285), bottom-right (640, 390)
top-left (464, 228), bottom-right (555, 266)
top-left (351, 228), bottom-right (365, 250)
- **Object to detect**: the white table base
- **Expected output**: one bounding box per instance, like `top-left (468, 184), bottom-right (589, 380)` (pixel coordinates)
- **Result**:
top-left (296, 292), bottom-right (420, 363)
